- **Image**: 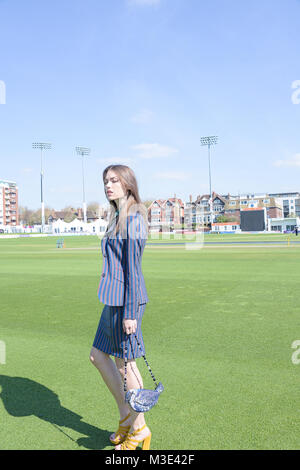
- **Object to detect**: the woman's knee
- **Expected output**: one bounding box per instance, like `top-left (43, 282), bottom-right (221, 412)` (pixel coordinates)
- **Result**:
top-left (89, 347), bottom-right (109, 367)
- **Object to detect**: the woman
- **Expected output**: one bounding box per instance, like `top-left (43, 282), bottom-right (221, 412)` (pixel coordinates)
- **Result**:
top-left (90, 164), bottom-right (152, 451)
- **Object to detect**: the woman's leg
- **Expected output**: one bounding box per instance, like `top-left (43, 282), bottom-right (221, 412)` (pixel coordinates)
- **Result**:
top-left (89, 346), bottom-right (131, 421)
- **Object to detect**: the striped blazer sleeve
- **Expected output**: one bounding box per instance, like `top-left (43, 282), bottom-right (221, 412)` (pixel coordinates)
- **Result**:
top-left (123, 213), bottom-right (144, 320)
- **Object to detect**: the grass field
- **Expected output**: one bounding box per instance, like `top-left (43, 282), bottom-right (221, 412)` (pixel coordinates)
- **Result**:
top-left (0, 233), bottom-right (300, 450)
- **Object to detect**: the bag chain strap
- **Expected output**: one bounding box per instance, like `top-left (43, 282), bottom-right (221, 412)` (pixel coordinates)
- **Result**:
top-left (124, 333), bottom-right (158, 394)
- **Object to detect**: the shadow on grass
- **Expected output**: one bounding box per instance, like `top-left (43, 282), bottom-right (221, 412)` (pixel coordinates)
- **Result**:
top-left (0, 375), bottom-right (111, 450)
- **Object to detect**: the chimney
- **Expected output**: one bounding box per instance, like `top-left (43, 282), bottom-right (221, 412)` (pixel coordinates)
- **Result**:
top-left (189, 194), bottom-right (192, 203)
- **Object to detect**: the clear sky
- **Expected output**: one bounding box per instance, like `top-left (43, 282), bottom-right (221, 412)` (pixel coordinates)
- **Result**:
top-left (1, 0), bottom-right (300, 210)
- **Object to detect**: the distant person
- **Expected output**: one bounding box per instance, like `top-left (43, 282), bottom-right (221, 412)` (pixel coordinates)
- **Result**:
top-left (89, 165), bottom-right (152, 451)
top-left (295, 227), bottom-right (298, 236)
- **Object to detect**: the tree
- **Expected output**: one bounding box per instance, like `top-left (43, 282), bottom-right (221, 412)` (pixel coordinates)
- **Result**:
top-left (215, 215), bottom-right (228, 223)
top-left (19, 205), bottom-right (54, 225)
top-left (19, 206), bottom-right (33, 225)
top-left (142, 200), bottom-right (155, 209)
top-left (215, 214), bottom-right (240, 223)
top-left (60, 206), bottom-right (77, 223)
top-left (87, 201), bottom-right (100, 215)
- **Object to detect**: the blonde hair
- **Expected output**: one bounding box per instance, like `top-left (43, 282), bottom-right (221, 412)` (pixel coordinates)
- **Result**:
top-left (103, 164), bottom-right (148, 238)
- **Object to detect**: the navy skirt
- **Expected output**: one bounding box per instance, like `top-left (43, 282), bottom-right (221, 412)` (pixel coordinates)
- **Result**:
top-left (92, 303), bottom-right (146, 359)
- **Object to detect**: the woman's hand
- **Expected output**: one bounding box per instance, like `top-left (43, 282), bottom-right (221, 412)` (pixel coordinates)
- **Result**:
top-left (123, 319), bottom-right (137, 335)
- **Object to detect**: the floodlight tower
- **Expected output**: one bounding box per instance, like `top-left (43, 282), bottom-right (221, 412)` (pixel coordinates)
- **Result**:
top-left (32, 142), bottom-right (52, 233)
top-left (75, 146), bottom-right (91, 224)
top-left (200, 135), bottom-right (218, 227)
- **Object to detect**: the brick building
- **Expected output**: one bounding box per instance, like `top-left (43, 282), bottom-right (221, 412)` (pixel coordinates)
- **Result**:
top-left (0, 180), bottom-right (19, 226)
top-left (148, 195), bottom-right (184, 231)
top-left (184, 192), bottom-right (227, 227)
top-left (185, 192), bottom-right (283, 228)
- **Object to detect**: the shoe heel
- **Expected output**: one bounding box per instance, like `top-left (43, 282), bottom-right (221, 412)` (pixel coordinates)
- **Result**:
top-left (142, 433), bottom-right (151, 450)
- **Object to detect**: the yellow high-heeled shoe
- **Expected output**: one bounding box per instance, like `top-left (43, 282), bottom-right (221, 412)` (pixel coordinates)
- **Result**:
top-left (109, 413), bottom-right (131, 445)
top-left (117, 424), bottom-right (152, 450)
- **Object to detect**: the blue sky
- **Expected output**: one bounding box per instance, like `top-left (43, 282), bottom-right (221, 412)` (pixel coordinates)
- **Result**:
top-left (1, 0), bottom-right (300, 210)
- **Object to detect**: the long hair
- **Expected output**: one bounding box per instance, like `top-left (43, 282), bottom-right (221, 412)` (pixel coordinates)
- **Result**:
top-left (102, 165), bottom-right (148, 238)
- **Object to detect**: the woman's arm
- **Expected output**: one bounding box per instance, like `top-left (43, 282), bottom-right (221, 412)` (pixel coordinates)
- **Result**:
top-left (123, 212), bottom-right (144, 322)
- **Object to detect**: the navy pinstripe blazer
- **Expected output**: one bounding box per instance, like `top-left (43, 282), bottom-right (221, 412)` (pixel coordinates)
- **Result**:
top-left (97, 211), bottom-right (149, 320)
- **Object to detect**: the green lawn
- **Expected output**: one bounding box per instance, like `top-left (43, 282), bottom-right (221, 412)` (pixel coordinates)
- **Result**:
top-left (0, 235), bottom-right (299, 449)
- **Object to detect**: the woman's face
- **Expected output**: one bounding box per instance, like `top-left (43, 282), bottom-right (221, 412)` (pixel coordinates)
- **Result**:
top-left (104, 169), bottom-right (126, 202)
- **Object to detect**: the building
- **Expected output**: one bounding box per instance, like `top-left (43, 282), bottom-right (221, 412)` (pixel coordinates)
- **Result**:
top-left (136, 190), bottom-right (299, 234)
top-left (268, 192), bottom-right (300, 218)
top-left (48, 206), bottom-right (102, 224)
top-left (268, 217), bottom-right (300, 233)
top-left (184, 191), bottom-right (283, 231)
top-left (198, 192), bottom-right (227, 224)
top-left (184, 195), bottom-right (197, 228)
top-left (48, 211), bottom-right (66, 223)
top-left (222, 193), bottom-right (283, 222)
top-left (0, 180), bottom-right (19, 226)
top-left (51, 217), bottom-right (107, 235)
top-left (148, 196), bottom-right (184, 231)
top-left (212, 221), bottom-right (241, 233)
top-left (184, 192), bottom-right (228, 228)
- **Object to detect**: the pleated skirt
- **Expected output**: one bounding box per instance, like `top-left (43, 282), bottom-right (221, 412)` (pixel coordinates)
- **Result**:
top-left (92, 303), bottom-right (146, 359)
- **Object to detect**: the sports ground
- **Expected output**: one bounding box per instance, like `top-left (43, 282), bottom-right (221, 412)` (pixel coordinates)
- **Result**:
top-left (0, 233), bottom-right (299, 450)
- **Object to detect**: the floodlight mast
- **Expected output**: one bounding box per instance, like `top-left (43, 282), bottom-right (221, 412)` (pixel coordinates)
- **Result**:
top-left (200, 136), bottom-right (218, 228)
top-left (76, 146), bottom-right (91, 224)
top-left (32, 142), bottom-right (52, 233)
